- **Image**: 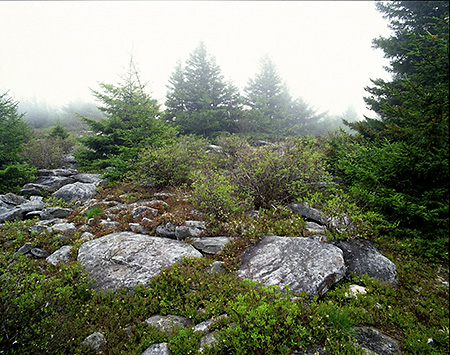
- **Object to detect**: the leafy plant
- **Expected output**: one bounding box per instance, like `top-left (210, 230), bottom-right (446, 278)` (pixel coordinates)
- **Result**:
top-left (129, 135), bottom-right (210, 188)
top-left (214, 285), bottom-right (312, 354)
top-left (0, 164), bottom-right (37, 194)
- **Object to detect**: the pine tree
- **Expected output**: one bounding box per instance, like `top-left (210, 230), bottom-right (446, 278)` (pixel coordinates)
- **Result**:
top-left (0, 92), bottom-right (31, 168)
top-left (244, 57), bottom-right (321, 138)
top-left (338, 1), bottom-right (449, 258)
top-left (165, 42), bottom-right (242, 138)
top-left (76, 59), bottom-right (176, 179)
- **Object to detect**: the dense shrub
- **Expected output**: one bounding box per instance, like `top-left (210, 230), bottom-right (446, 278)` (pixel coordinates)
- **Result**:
top-left (191, 169), bottom-right (251, 220)
top-left (129, 136), bottom-right (210, 188)
top-left (21, 136), bottom-right (74, 169)
top-left (215, 286), bottom-right (312, 354)
top-left (229, 137), bottom-right (328, 209)
top-left (0, 164), bottom-right (37, 194)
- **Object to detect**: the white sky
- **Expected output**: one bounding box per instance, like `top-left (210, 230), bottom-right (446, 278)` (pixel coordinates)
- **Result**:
top-left (0, 1), bottom-right (392, 118)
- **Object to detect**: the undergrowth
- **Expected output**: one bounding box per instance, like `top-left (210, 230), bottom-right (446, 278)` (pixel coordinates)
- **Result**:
top-left (0, 187), bottom-right (448, 354)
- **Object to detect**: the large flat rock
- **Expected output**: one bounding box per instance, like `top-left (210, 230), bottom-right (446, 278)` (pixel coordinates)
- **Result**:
top-left (237, 236), bottom-right (346, 297)
top-left (78, 232), bottom-right (203, 292)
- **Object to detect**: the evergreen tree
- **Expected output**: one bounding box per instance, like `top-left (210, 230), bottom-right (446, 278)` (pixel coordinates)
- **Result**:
top-left (338, 1), bottom-right (449, 258)
top-left (76, 59), bottom-right (177, 179)
top-left (165, 42), bottom-right (242, 138)
top-left (48, 122), bottom-right (69, 140)
top-left (349, 1), bottom-right (449, 145)
top-left (0, 92), bottom-right (32, 168)
top-left (244, 57), bottom-right (321, 138)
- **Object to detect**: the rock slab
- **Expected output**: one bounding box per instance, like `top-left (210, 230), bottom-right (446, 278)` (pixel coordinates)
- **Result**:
top-left (333, 239), bottom-right (398, 286)
top-left (77, 232), bottom-right (203, 291)
top-left (237, 236), bottom-right (346, 297)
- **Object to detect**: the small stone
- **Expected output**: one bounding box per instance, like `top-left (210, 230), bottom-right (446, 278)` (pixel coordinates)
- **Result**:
top-left (30, 247), bottom-right (50, 258)
top-left (46, 245), bottom-right (73, 265)
top-left (17, 242), bottom-right (33, 255)
top-left (80, 331), bottom-right (106, 351)
top-left (345, 284), bottom-right (367, 298)
top-left (145, 315), bottom-right (193, 333)
top-left (141, 342), bottom-right (170, 355)
top-left (80, 231), bottom-right (95, 242)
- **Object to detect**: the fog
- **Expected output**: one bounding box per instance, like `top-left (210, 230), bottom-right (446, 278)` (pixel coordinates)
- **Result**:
top-left (0, 1), bottom-right (392, 120)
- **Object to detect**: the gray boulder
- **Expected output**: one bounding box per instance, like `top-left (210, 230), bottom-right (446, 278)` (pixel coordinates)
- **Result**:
top-left (145, 314), bottom-right (193, 333)
top-left (237, 236), bottom-right (345, 297)
top-left (37, 168), bottom-right (78, 177)
top-left (77, 232), bottom-right (203, 291)
top-left (46, 245), bottom-right (73, 265)
top-left (353, 327), bottom-right (402, 354)
top-left (40, 207), bottom-right (72, 220)
top-left (0, 196), bottom-right (45, 222)
top-left (52, 182), bottom-right (97, 203)
top-left (30, 247), bottom-right (50, 258)
top-left (18, 196), bottom-right (45, 213)
top-left (141, 342), bottom-right (170, 355)
top-left (332, 239), bottom-right (398, 286)
top-left (0, 193), bottom-right (27, 206)
top-left (156, 222), bottom-right (177, 238)
top-left (33, 176), bottom-right (76, 191)
top-left (0, 207), bottom-right (23, 222)
top-left (287, 203), bottom-right (327, 224)
top-left (80, 331), bottom-right (106, 351)
top-left (73, 173), bottom-right (102, 184)
top-left (192, 237), bottom-right (231, 254)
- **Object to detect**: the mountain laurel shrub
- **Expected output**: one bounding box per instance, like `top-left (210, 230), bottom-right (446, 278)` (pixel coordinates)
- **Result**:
top-left (190, 135), bottom-right (329, 218)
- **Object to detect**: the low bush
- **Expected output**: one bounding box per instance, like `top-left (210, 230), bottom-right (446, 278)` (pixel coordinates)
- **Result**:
top-left (129, 135), bottom-right (210, 188)
top-left (191, 169), bottom-right (251, 221)
top-left (0, 164), bottom-right (37, 194)
top-left (214, 285), bottom-right (312, 354)
top-left (21, 136), bottom-right (75, 169)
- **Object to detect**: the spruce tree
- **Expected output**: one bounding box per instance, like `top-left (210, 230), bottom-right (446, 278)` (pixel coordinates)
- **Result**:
top-left (77, 59), bottom-right (176, 179)
top-left (165, 42), bottom-right (242, 138)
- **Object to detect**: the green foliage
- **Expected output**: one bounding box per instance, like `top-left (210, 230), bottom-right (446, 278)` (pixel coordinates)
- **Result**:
top-left (215, 286), bottom-right (312, 354)
top-left (328, 131), bottom-right (448, 259)
top-left (85, 206), bottom-right (102, 219)
top-left (22, 135), bottom-right (75, 169)
top-left (168, 327), bottom-right (204, 355)
top-left (0, 188), bottom-right (448, 354)
top-left (0, 164), bottom-right (37, 194)
top-left (331, 2), bottom-right (449, 260)
top-left (165, 42), bottom-right (243, 138)
top-left (230, 137), bottom-right (328, 209)
top-left (76, 59), bottom-right (177, 180)
top-left (47, 122), bottom-right (69, 140)
top-left (188, 136), bottom-right (329, 219)
top-left (0, 92), bottom-right (32, 168)
top-left (129, 135), bottom-right (210, 188)
top-left (191, 169), bottom-right (251, 221)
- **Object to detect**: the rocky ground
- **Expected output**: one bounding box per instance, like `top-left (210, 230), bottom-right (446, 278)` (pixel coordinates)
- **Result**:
top-left (0, 167), bottom-right (411, 354)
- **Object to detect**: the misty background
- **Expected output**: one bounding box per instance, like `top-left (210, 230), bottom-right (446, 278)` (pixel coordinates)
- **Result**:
top-left (0, 1), bottom-right (392, 130)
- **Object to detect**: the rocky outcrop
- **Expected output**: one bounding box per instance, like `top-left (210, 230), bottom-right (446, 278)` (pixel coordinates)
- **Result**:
top-left (51, 182), bottom-right (98, 203)
top-left (333, 238), bottom-right (398, 286)
top-left (77, 232), bottom-right (203, 292)
top-left (0, 168), bottom-right (101, 223)
top-left (236, 236), bottom-right (346, 297)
